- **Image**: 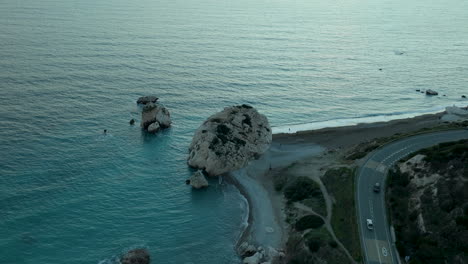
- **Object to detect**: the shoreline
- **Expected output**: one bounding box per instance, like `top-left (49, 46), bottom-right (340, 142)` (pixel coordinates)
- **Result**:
top-left (223, 173), bottom-right (254, 251)
top-left (227, 109), bottom-right (467, 263)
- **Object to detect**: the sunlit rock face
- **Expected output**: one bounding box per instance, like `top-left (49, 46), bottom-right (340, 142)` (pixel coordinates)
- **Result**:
top-left (140, 103), bottom-right (172, 132)
top-left (187, 105), bottom-right (272, 176)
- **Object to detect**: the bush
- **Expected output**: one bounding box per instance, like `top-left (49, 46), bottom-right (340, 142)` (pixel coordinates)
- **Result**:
top-left (284, 177), bottom-right (321, 202)
top-left (273, 173), bottom-right (288, 192)
top-left (295, 215), bottom-right (324, 231)
top-left (307, 239), bottom-right (321, 252)
top-left (456, 216), bottom-right (468, 229)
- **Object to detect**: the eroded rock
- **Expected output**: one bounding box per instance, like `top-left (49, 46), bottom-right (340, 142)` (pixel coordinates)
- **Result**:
top-left (189, 170), bottom-right (209, 189)
top-left (121, 248), bottom-right (150, 264)
top-left (137, 96), bottom-right (158, 105)
top-left (141, 103), bottom-right (171, 131)
top-left (426, 89), bottom-right (438, 96)
top-left (187, 105), bottom-right (272, 176)
top-left (147, 122), bottom-right (160, 133)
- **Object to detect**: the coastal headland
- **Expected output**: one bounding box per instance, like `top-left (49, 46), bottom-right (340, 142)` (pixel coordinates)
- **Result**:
top-left (232, 110), bottom-right (468, 264)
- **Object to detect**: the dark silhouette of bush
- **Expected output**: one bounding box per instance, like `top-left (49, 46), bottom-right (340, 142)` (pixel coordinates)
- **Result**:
top-left (328, 241), bottom-right (338, 248)
top-left (284, 177), bottom-right (321, 202)
top-left (295, 215), bottom-right (324, 231)
top-left (307, 239), bottom-right (321, 252)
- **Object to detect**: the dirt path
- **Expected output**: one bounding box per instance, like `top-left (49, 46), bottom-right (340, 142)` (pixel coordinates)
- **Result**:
top-left (295, 203), bottom-right (357, 264)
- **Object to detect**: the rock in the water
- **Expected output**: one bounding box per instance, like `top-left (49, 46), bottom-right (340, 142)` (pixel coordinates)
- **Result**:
top-left (187, 105), bottom-right (272, 176)
top-left (415, 89), bottom-right (420, 92)
top-left (189, 170), bottom-right (209, 189)
top-left (121, 249), bottom-right (150, 264)
top-left (129, 119), bottom-right (136, 125)
top-left (155, 106), bottom-right (171, 128)
top-left (243, 252), bottom-right (263, 264)
top-left (426, 89), bottom-right (438, 95)
top-left (147, 122), bottom-right (160, 133)
top-left (137, 96), bottom-right (158, 105)
top-left (141, 103), bottom-right (172, 130)
top-left (462, 95), bottom-right (466, 98)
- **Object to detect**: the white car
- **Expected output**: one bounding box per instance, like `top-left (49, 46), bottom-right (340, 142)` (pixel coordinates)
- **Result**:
top-left (366, 219), bottom-right (374, 230)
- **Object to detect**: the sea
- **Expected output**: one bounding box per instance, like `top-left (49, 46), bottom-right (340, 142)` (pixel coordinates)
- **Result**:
top-left (0, 0), bottom-right (467, 263)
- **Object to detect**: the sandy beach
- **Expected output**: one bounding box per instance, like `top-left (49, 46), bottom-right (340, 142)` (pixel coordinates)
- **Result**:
top-left (232, 111), bottom-right (456, 262)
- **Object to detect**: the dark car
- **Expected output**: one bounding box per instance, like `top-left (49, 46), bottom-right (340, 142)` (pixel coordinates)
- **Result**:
top-left (373, 182), bottom-right (381, 193)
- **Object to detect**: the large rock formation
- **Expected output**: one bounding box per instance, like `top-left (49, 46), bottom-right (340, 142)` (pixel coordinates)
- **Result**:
top-left (121, 248), bottom-right (150, 264)
top-left (187, 105), bottom-right (272, 176)
top-left (141, 103), bottom-right (171, 133)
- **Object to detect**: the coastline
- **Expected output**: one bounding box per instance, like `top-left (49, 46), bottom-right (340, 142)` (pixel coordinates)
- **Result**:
top-left (228, 110), bottom-right (466, 263)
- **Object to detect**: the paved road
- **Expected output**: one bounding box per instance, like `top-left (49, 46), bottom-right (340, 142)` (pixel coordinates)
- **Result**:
top-left (356, 130), bottom-right (468, 264)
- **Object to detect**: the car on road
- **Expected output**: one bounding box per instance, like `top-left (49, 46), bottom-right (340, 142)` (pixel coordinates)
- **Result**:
top-left (366, 219), bottom-right (374, 230)
top-left (373, 182), bottom-right (381, 193)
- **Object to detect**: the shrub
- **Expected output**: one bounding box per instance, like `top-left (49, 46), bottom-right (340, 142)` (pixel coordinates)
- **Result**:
top-left (295, 215), bottom-right (324, 231)
top-left (284, 177), bottom-right (321, 202)
top-left (273, 173), bottom-right (288, 192)
top-left (328, 241), bottom-right (338, 248)
top-left (307, 239), bottom-right (321, 252)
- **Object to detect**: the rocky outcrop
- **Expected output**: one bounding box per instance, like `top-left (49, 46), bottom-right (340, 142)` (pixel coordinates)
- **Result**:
top-left (243, 252), bottom-right (263, 264)
top-left (426, 89), bottom-right (438, 95)
top-left (137, 96), bottom-right (158, 105)
top-left (129, 119), bottom-right (136, 125)
top-left (238, 242), bottom-right (284, 264)
top-left (187, 105), bottom-right (272, 176)
top-left (147, 122), bottom-right (160, 133)
top-left (121, 249), bottom-right (150, 264)
top-left (141, 103), bottom-right (171, 132)
top-left (188, 170), bottom-right (209, 189)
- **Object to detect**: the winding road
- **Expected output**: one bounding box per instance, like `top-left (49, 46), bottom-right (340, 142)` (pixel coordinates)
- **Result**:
top-left (356, 129), bottom-right (468, 264)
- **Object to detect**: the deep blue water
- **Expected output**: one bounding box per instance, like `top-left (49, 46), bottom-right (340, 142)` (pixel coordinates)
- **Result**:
top-left (1, 0), bottom-right (467, 263)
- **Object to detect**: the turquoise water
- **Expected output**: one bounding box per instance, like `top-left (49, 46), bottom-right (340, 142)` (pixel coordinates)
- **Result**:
top-left (1, 0), bottom-right (467, 263)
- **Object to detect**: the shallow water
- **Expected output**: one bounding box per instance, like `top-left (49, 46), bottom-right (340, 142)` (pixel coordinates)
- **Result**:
top-left (1, 0), bottom-right (467, 263)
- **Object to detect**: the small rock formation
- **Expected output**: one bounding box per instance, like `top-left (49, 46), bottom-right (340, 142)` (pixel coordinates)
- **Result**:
top-left (147, 122), bottom-right (160, 133)
top-left (243, 252), bottom-right (263, 264)
top-left (129, 119), bottom-right (136, 125)
top-left (416, 89), bottom-right (420, 92)
top-left (239, 242), bottom-right (257, 258)
top-left (426, 89), bottom-right (438, 95)
top-left (462, 95), bottom-right (466, 98)
top-left (187, 105), bottom-right (272, 176)
top-left (141, 103), bottom-right (171, 133)
top-left (188, 170), bottom-right (209, 189)
top-left (121, 248), bottom-right (150, 264)
top-left (137, 96), bottom-right (158, 105)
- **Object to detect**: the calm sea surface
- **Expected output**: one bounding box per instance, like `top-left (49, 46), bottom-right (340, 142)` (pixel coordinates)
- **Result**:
top-left (1, 0), bottom-right (467, 263)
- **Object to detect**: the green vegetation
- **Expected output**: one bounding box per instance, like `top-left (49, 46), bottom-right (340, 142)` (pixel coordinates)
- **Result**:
top-left (387, 140), bottom-right (468, 264)
top-left (295, 215), bottom-right (324, 231)
top-left (322, 167), bottom-right (362, 261)
top-left (284, 176), bottom-right (321, 202)
top-left (273, 172), bottom-right (288, 192)
top-left (302, 196), bottom-right (327, 217)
